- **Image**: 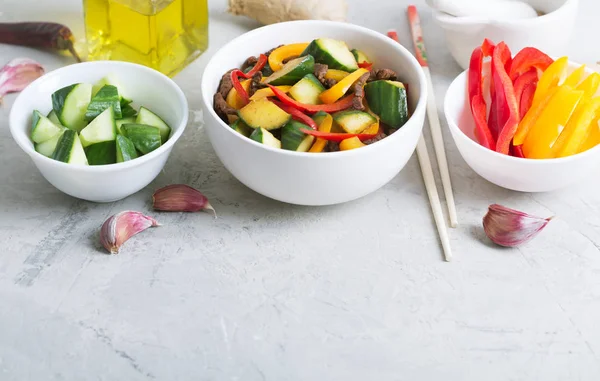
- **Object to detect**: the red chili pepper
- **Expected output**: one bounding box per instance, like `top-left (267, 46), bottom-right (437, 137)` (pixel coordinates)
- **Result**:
top-left (508, 47), bottom-right (553, 82)
top-left (358, 62), bottom-right (373, 70)
top-left (493, 42), bottom-right (520, 155)
top-left (244, 54), bottom-right (267, 77)
top-left (0, 22), bottom-right (81, 62)
top-left (270, 100), bottom-right (318, 130)
top-left (468, 45), bottom-right (496, 149)
top-left (267, 84), bottom-right (354, 114)
top-left (230, 70), bottom-right (250, 105)
top-left (299, 129), bottom-right (377, 142)
top-left (519, 82), bottom-right (537, 119)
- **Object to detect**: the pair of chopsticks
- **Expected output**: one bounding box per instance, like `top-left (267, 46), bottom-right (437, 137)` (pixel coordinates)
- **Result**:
top-left (387, 6), bottom-right (457, 261)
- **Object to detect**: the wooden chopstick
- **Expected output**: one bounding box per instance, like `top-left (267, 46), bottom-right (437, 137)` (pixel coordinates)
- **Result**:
top-left (407, 5), bottom-right (459, 228)
top-left (386, 30), bottom-right (453, 262)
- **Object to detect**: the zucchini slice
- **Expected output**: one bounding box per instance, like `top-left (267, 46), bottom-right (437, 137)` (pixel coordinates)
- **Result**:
top-left (136, 106), bottom-right (171, 143)
top-left (264, 55), bottom-right (315, 86)
top-left (85, 84), bottom-right (122, 121)
top-left (249, 127), bottom-right (281, 148)
top-left (85, 141), bottom-right (117, 165)
top-left (281, 120), bottom-right (315, 152)
top-left (31, 110), bottom-right (64, 143)
top-left (79, 108), bottom-right (117, 147)
top-left (116, 117), bottom-right (136, 134)
top-left (52, 129), bottom-right (89, 165)
top-left (333, 110), bottom-right (377, 134)
top-left (365, 80), bottom-right (409, 129)
top-left (351, 49), bottom-right (371, 64)
top-left (35, 129), bottom-right (65, 157)
top-left (288, 74), bottom-right (325, 105)
top-left (51, 83), bottom-right (92, 132)
top-left (116, 134), bottom-right (139, 163)
top-left (121, 124), bottom-right (161, 154)
top-left (238, 99), bottom-right (291, 130)
top-left (301, 38), bottom-right (358, 72)
top-left (230, 119), bottom-right (253, 137)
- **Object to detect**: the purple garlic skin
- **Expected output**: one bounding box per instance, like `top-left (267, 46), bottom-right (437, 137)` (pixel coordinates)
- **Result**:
top-left (483, 204), bottom-right (553, 248)
top-left (0, 58), bottom-right (44, 102)
top-left (152, 184), bottom-right (216, 217)
top-left (100, 211), bottom-right (160, 254)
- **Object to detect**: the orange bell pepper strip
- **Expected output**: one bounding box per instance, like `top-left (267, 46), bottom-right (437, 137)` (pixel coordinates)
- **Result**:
top-left (493, 42), bottom-right (520, 155)
top-left (578, 115), bottom-right (600, 153)
top-left (531, 56), bottom-right (569, 106)
top-left (553, 97), bottom-right (600, 157)
top-left (522, 85), bottom-right (583, 159)
top-left (309, 113), bottom-right (333, 153)
top-left (508, 47), bottom-right (553, 82)
top-left (576, 72), bottom-right (600, 99)
top-left (324, 69), bottom-right (350, 82)
top-left (268, 43), bottom-right (309, 72)
top-left (340, 136), bottom-right (366, 150)
top-left (513, 87), bottom-right (559, 145)
top-left (319, 68), bottom-right (369, 104)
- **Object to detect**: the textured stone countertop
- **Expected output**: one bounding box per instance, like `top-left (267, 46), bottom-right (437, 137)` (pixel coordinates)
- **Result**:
top-left (2, 0), bottom-right (600, 380)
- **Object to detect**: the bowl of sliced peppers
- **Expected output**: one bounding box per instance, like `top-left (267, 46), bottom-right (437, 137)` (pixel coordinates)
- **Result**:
top-left (445, 38), bottom-right (600, 192)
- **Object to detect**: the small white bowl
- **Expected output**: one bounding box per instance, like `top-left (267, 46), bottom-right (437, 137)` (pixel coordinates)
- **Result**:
top-left (201, 20), bottom-right (427, 206)
top-left (444, 61), bottom-right (600, 192)
top-left (434, 0), bottom-right (578, 70)
top-left (9, 61), bottom-right (189, 203)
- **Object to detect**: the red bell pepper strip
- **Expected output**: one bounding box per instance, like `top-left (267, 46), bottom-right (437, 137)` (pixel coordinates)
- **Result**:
top-left (270, 100), bottom-right (318, 130)
top-left (299, 129), bottom-right (378, 142)
top-left (481, 38), bottom-right (495, 56)
top-left (509, 47), bottom-right (553, 82)
top-left (267, 84), bottom-right (354, 114)
top-left (244, 54), bottom-right (268, 77)
top-left (513, 68), bottom-right (539, 119)
top-left (358, 62), bottom-right (373, 70)
top-left (230, 70), bottom-right (250, 105)
top-left (468, 45), bottom-right (496, 149)
top-left (493, 42), bottom-right (520, 155)
top-left (519, 82), bottom-right (537, 120)
top-left (512, 144), bottom-right (525, 158)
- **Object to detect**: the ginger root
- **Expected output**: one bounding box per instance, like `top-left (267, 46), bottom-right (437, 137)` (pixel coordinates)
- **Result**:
top-left (228, 0), bottom-right (348, 25)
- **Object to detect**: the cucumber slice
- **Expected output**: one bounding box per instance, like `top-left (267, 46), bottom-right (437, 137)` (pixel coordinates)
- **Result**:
top-left (52, 130), bottom-right (88, 165)
top-left (351, 49), bottom-right (371, 64)
top-left (312, 111), bottom-right (330, 125)
top-left (281, 120), bottom-right (315, 152)
top-left (85, 141), bottom-right (117, 165)
top-left (302, 38), bottom-right (358, 72)
top-left (249, 127), bottom-right (281, 149)
top-left (47, 110), bottom-right (61, 126)
top-left (35, 129), bottom-right (65, 157)
top-left (238, 99), bottom-right (291, 130)
top-left (31, 110), bottom-right (63, 143)
top-left (264, 55), bottom-right (315, 86)
top-left (116, 135), bottom-right (139, 163)
top-left (79, 108), bottom-right (117, 147)
top-left (93, 74), bottom-right (131, 101)
top-left (333, 110), bottom-right (377, 134)
top-left (116, 117), bottom-right (136, 134)
top-left (120, 98), bottom-right (137, 118)
top-left (230, 119), bottom-right (253, 137)
top-left (135, 107), bottom-right (171, 143)
top-left (52, 83), bottom-right (92, 132)
top-left (121, 124), bottom-right (161, 154)
top-left (365, 80), bottom-right (409, 129)
top-left (85, 85), bottom-right (122, 121)
top-left (288, 74), bottom-right (325, 105)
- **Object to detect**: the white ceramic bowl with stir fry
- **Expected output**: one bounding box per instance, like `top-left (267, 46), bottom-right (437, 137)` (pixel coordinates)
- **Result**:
top-left (201, 20), bottom-right (427, 206)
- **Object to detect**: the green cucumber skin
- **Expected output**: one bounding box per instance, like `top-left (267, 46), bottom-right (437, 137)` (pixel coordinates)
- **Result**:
top-left (116, 135), bottom-right (139, 162)
top-left (51, 129), bottom-right (87, 164)
top-left (116, 117), bottom-right (136, 134)
top-left (85, 85), bottom-right (122, 121)
top-left (35, 131), bottom-right (64, 157)
top-left (365, 80), bottom-right (409, 129)
top-left (351, 49), bottom-right (371, 64)
top-left (264, 55), bottom-right (315, 86)
top-left (136, 107), bottom-right (171, 143)
top-left (249, 128), bottom-right (265, 143)
top-left (85, 141), bottom-right (117, 165)
top-left (51, 83), bottom-right (91, 132)
top-left (230, 119), bottom-right (252, 137)
top-left (121, 124), bottom-right (161, 155)
top-left (281, 120), bottom-right (310, 151)
top-left (302, 39), bottom-right (358, 72)
top-left (120, 98), bottom-right (137, 118)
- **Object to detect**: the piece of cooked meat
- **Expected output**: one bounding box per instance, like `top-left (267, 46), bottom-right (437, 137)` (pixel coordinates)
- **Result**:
top-left (249, 72), bottom-right (263, 96)
top-left (217, 69), bottom-right (235, 98)
top-left (241, 56), bottom-right (258, 71)
top-left (367, 68), bottom-right (398, 82)
top-left (351, 72), bottom-right (371, 110)
top-left (213, 93), bottom-right (237, 122)
top-left (363, 128), bottom-right (387, 145)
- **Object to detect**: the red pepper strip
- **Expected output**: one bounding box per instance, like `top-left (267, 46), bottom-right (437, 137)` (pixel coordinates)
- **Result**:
top-left (267, 84), bottom-right (354, 114)
top-left (512, 144), bottom-right (525, 158)
top-left (493, 42), bottom-right (520, 155)
top-left (519, 82), bottom-right (537, 120)
top-left (299, 129), bottom-right (377, 142)
top-left (481, 38), bottom-right (495, 56)
top-left (244, 54), bottom-right (268, 77)
top-left (468, 46), bottom-right (495, 149)
top-left (508, 47), bottom-right (553, 82)
top-left (513, 68), bottom-right (539, 119)
top-left (358, 62), bottom-right (373, 70)
top-left (230, 70), bottom-right (250, 105)
top-left (270, 100), bottom-right (318, 130)
top-left (468, 47), bottom-right (484, 100)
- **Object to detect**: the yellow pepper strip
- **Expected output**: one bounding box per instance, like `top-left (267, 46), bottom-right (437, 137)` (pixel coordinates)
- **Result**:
top-left (319, 68), bottom-right (369, 104)
top-left (532, 56), bottom-right (569, 106)
top-left (513, 87), bottom-right (559, 145)
top-left (226, 79), bottom-right (252, 109)
top-left (576, 72), bottom-right (600, 99)
top-left (578, 115), bottom-right (600, 153)
top-left (340, 136), bottom-right (366, 151)
top-left (249, 85), bottom-right (292, 101)
top-left (554, 97), bottom-right (600, 157)
top-left (308, 113), bottom-right (333, 153)
top-left (362, 121), bottom-right (379, 135)
top-left (522, 85), bottom-right (583, 159)
top-left (324, 69), bottom-right (350, 82)
top-left (562, 64), bottom-right (586, 88)
top-left (268, 43), bottom-right (309, 72)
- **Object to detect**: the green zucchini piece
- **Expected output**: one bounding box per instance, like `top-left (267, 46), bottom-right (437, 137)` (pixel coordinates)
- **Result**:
top-left (365, 80), bottom-right (409, 129)
top-left (35, 129), bottom-right (65, 157)
top-left (51, 83), bottom-right (92, 132)
top-left (238, 99), bottom-right (291, 130)
top-left (135, 106), bottom-right (171, 143)
top-left (249, 127), bottom-right (281, 148)
top-left (281, 120), bottom-right (315, 152)
top-left (85, 141), bottom-right (117, 165)
top-left (121, 124), bottom-right (161, 154)
top-left (47, 110), bottom-right (61, 126)
top-left (333, 110), bottom-right (377, 134)
top-left (116, 117), bottom-right (136, 134)
top-left (301, 38), bottom-right (358, 72)
top-left (116, 135), bottom-right (139, 163)
top-left (52, 130), bottom-right (89, 165)
top-left (288, 74), bottom-right (325, 105)
top-left (351, 49), bottom-right (371, 64)
top-left (120, 98), bottom-right (137, 118)
top-left (264, 55), bottom-right (315, 86)
top-left (85, 85), bottom-right (122, 121)
top-left (230, 119), bottom-right (252, 137)
top-left (31, 110), bottom-right (63, 143)
top-left (79, 108), bottom-right (117, 147)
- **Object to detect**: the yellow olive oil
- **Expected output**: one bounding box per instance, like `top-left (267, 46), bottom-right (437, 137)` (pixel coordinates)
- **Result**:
top-left (83, 0), bottom-right (208, 77)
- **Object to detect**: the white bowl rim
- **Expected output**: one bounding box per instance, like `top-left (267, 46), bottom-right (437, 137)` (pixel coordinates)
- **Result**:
top-left (9, 60), bottom-right (189, 173)
top-left (444, 59), bottom-right (600, 165)
top-left (201, 19), bottom-right (428, 159)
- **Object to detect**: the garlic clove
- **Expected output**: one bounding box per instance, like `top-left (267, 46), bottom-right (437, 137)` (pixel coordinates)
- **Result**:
top-left (483, 204), bottom-right (553, 247)
top-left (152, 184), bottom-right (216, 217)
top-left (100, 211), bottom-right (160, 254)
top-left (0, 58), bottom-right (44, 103)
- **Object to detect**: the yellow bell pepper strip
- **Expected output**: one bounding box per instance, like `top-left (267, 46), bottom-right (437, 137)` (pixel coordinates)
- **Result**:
top-left (576, 72), bottom-right (600, 99)
top-left (563, 64), bottom-right (586, 88)
top-left (531, 56), bottom-right (569, 106)
top-left (340, 136), bottom-right (366, 150)
top-left (578, 115), bottom-right (600, 153)
top-left (249, 85), bottom-right (292, 101)
top-left (324, 69), bottom-right (350, 82)
top-left (309, 113), bottom-right (333, 153)
top-left (268, 43), bottom-right (309, 72)
top-left (226, 79), bottom-right (252, 109)
top-left (553, 97), bottom-right (600, 157)
top-left (522, 85), bottom-right (583, 159)
top-left (319, 68), bottom-right (370, 104)
top-left (362, 120), bottom-right (379, 135)
top-left (513, 87), bottom-right (559, 145)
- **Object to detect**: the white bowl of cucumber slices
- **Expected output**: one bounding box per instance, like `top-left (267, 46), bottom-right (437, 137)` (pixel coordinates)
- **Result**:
top-left (9, 61), bottom-right (188, 203)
